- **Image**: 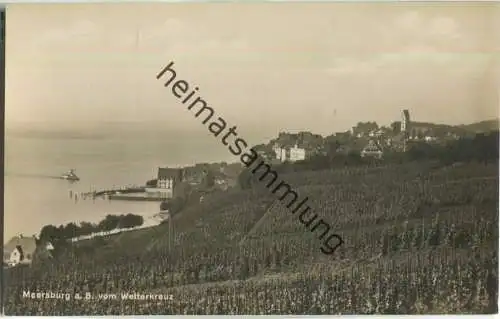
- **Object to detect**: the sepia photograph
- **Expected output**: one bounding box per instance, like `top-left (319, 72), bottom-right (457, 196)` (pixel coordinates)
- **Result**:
top-left (2, 2), bottom-right (499, 315)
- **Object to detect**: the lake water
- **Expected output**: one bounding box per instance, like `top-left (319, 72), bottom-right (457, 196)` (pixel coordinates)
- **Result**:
top-left (4, 134), bottom-right (236, 241)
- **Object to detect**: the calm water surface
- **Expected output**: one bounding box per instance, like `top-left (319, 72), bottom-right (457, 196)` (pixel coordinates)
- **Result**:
top-left (4, 135), bottom-right (232, 241)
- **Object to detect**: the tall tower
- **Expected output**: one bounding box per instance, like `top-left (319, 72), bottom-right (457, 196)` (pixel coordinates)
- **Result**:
top-left (401, 110), bottom-right (410, 152)
top-left (401, 109), bottom-right (410, 132)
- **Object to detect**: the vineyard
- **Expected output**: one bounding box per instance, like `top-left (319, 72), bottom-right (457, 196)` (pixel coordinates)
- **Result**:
top-left (3, 161), bottom-right (498, 315)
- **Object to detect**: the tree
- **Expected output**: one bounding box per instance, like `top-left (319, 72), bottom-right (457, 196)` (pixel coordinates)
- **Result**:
top-left (160, 197), bottom-right (186, 216)
top-left (119, 214), bottom-right (144, 229)
top-left (325, 140), bottom-right (341, 159)
top-left (174, 181), bottom-right (192, 200)
top-left (436, 131), bottom-right (499, 165)
top-left (78, 222), bottom-right (96, 236)
top-left (473, 132), bottom-right (499, 164)
top-left (237, 168), bottom-right (253, 190)
top-left (98, 214), bottom-right (120, 231)
top-left (39, 225), bottom-right (59, 242)
top-left (55, 225), bottom-right (66, 240)
top-left (202, 170), bottom-right (215, 189)
top-left (301, 154), bottom-right (330, 171)
top-left (346, 150), bottom-right (362, 165)
top-left (407, 142), bottom-right (438, 161)
top-left (390, 121), bottom-right (402, 133)
top-left (253, 144), bottom-right (275, 159)
top-left (353, 122), bottom-right (379, 136)
top-left (62, 222), bottom-right (79, 239)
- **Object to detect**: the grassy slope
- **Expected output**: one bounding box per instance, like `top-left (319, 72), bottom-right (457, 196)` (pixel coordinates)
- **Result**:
top-left (13, 161), bottom-right (496, 314)
top-left (74, 161), bottom-right (497, 266)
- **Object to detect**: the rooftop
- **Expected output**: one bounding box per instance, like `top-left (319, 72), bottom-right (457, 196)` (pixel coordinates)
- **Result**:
top-left (158, 167), bottom-right (184, 180)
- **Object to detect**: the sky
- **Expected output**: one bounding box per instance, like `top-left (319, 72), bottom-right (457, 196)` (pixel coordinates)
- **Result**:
top-left (5, 2), bottom-right (500, 137)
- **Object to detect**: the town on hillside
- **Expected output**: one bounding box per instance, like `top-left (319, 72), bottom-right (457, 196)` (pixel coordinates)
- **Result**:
top-left (253, 110), bottom-right (499, 162)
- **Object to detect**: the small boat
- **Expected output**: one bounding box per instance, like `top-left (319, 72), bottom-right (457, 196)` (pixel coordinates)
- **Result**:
top-left (61, 169), bottom-right (80, 181)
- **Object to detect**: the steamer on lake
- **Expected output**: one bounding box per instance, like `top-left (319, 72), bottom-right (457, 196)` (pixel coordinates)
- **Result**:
top-left (60, 169), bottom-right (80, 181)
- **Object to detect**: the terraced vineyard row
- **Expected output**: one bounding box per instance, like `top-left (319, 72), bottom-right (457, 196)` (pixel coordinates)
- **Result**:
top-left (4, 162), bottom-right (498, 315)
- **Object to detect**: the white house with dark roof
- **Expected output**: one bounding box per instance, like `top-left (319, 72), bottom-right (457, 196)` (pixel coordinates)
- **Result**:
top-left (3, 235), bottom-right (38, 267)
top-left (273, 143), bottom-right (306, 162)
top-left (273, 144), bottom-right (287, 162)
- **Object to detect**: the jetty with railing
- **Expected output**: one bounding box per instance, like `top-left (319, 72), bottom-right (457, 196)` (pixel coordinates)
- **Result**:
top-left (69, 186), bottom-right (146, 201)
top-left (90, 186), bottom-right (146, 197)
top-left (73, 185), bottom-right (168, 202)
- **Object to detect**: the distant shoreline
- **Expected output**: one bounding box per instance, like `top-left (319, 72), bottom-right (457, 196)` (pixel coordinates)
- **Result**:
top-left (5, 130), bottom-right (107, 140)
top-left (5, 117), bottom-right (498, 141)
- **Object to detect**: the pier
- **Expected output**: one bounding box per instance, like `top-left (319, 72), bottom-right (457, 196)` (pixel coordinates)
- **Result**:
top-left (68, 186), bottom-right (148, 203)
top-left (68, 184), bottom-right (174, 203)
top-left (107, 193), bottom-right (165, 202)
top-left (82, 186), bottom-right (146, 198)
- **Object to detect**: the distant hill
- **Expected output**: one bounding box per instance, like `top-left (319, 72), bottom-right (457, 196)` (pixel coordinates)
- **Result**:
top-left (459, 119), bottom-right (499, 133)
top-left (401, 119), bottom-right (499, 134)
